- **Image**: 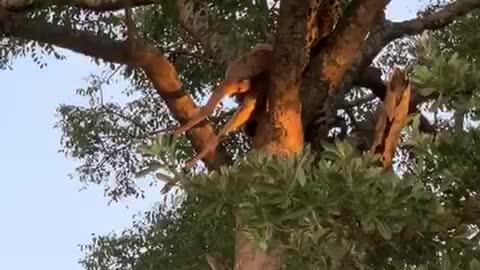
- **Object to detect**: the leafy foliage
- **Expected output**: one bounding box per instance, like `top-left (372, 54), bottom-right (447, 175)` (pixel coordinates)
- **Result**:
top-left (79, 198), bottom-right (235, 270)
top-left (80, 137), bottom-right (480, 269)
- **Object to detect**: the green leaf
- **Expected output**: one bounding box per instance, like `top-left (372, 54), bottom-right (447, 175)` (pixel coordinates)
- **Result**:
top-left (325, 242), bottom-right (349, 261)
top-left (253, 183), bottom-right (284, 194)
top-left (374, 217), bottom-right (392, 240)
top-left (361, 216), bottom-right (375, 233)
top-left (266, 194), bottom-right (288, 205)
top-left (470, 259), bottom-right (480, 270)
top-left (277, 207), bottom-right (310, 222)
top-left (296, 168), bottom-right (307, 187)
top-left (418, 87), bottom-right (437, 96)
top-left (440, 254), bottom-right (451, 270)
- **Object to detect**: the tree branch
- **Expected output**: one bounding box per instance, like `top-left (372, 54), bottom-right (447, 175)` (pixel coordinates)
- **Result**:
top-left (1, 13), bottom-right (230, 170)
top-left (318, 0), bottom-right (480, 139)
top-left (389, 0), bottom-right (480, 39)
top-left (355, 66), bottom-right (435, 134)
top-left (315, 0), bottom-right (388, 90)
top-left (1, 0), bottom-right (156, 12)
top-left (349, 0), bottom-right (480, 78)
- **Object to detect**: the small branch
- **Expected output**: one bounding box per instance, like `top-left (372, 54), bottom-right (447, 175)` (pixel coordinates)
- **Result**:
top-left (101, 106), bottom-right (149, 132)
top-left (354, 66), bottom-right (436, 134)
top-left (354, 66), bottom-right (387, 99)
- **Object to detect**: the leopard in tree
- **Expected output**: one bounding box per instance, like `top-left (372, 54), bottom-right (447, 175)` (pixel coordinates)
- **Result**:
top-left (174, 0), bottom-right (345, 166)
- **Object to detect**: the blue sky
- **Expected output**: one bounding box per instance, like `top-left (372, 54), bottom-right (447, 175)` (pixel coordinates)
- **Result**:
top-left (0, 2), bottom-right (422, 270)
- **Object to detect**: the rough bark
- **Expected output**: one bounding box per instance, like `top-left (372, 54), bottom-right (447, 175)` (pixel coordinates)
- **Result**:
top-left (235, 0), bottom-right (320, 269)
top-left (234, 214), bottom-right (282, 270)
top-left (254, 0), bottom-right (313, 153)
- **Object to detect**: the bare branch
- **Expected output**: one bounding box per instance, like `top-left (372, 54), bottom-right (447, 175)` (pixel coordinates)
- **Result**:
top-left (355, 66), bottom-right (435, 134)
top-left (389, 0), bottom-right (480, 39)
top-left (350, 0), bottom-right (480, 76)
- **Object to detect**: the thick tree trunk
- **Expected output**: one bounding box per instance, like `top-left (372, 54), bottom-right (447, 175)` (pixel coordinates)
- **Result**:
top-left (233, 1), bottom-right (317, 269)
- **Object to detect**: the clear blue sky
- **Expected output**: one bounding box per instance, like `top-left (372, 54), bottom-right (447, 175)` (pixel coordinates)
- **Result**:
top-left (0, 2), bottom-right (422, 270)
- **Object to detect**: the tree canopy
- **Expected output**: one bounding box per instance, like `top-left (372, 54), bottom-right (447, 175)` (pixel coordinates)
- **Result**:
top-left (3, 0), bottom-right (480, 269)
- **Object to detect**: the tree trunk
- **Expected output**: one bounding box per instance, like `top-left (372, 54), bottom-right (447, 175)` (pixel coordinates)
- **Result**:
top-left (233, 0), bottom-right (317, 269)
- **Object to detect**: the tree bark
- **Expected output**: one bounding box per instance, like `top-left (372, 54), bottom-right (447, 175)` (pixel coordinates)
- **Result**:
top-left (234, 0), bottom-right (319, 269)
top-left (301, 0), bottom-right (388, 148)
top-left (0, 13), bottom-right (230, 170)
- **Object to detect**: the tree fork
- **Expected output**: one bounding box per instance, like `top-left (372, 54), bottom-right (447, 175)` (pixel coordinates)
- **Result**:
top-left (233, 0), bottom-right (325, 269)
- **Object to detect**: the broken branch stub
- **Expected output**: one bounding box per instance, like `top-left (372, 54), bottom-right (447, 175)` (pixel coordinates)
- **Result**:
top-left (369, 68), bottom-right (412, 169)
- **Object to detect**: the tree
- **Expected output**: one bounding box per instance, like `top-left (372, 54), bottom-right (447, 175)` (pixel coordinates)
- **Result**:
top-left (3, 0), bottom-right (480, 269)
